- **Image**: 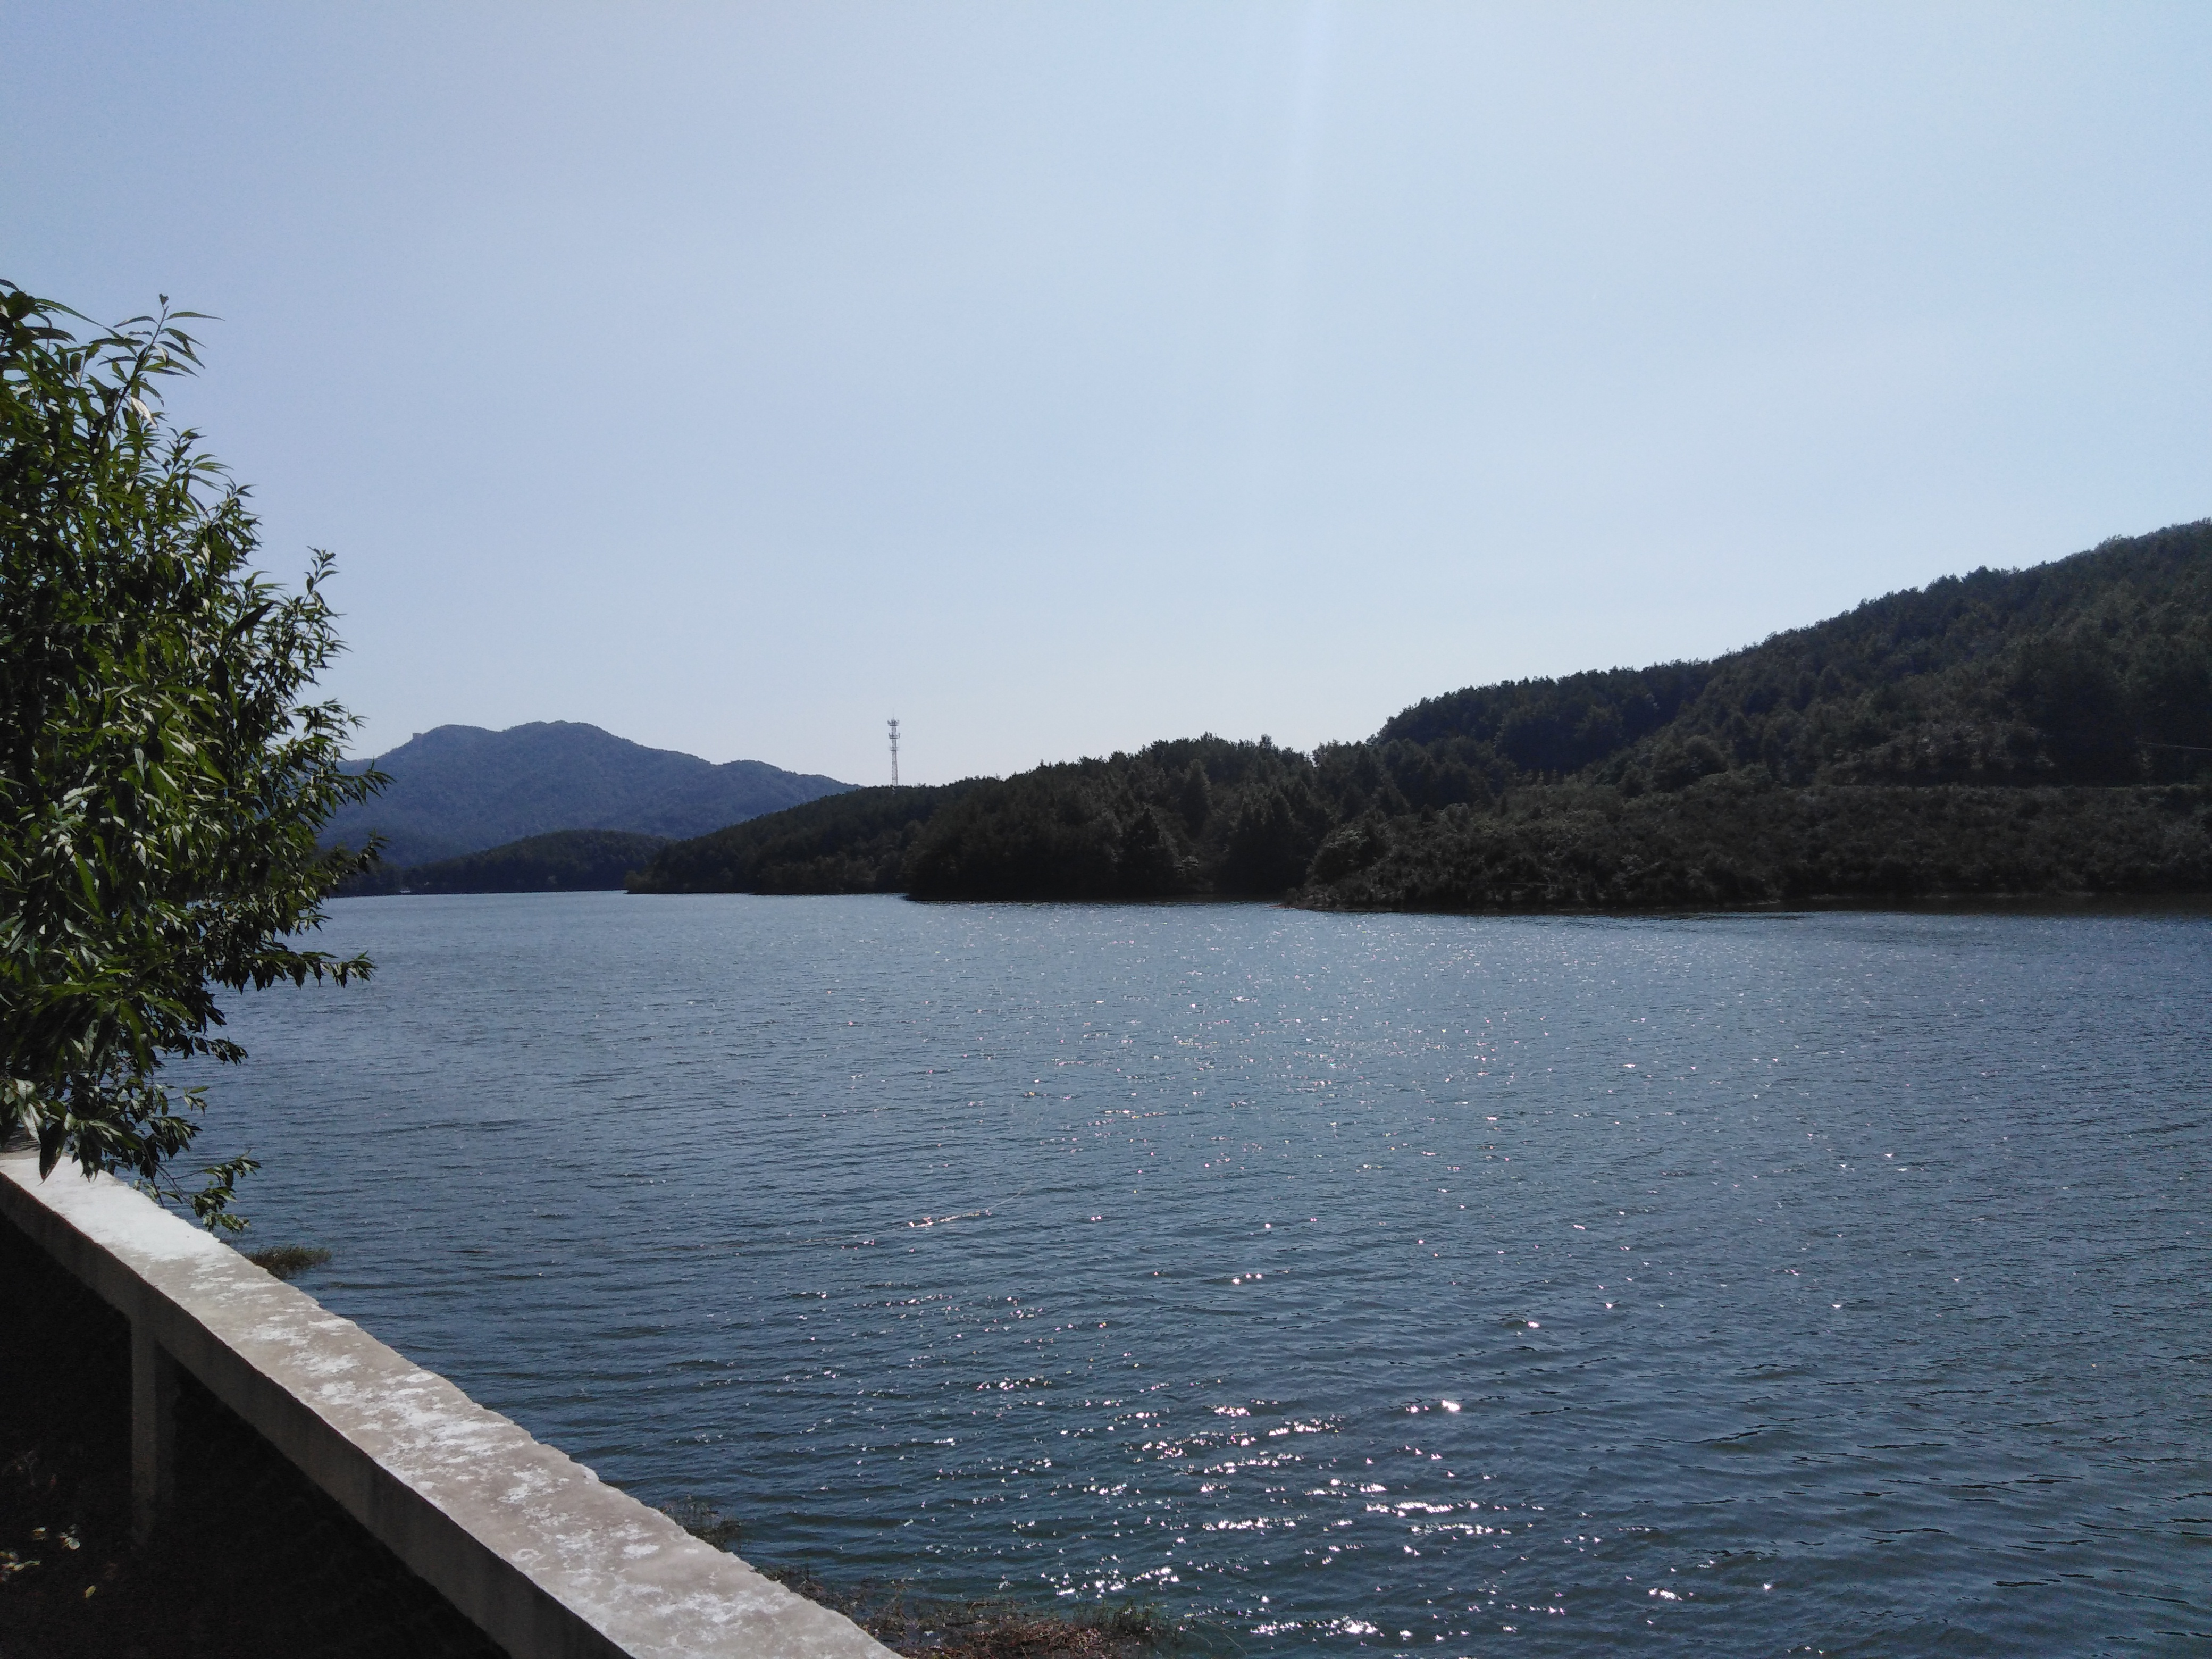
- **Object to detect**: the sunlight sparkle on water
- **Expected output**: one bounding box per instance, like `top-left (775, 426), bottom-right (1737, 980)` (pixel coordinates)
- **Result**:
top-left (190, 896), bottom-right (2212, 1655)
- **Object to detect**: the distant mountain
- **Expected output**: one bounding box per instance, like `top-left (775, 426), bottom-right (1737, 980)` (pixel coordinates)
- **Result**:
top-left (339, 829), bottom-right (669, 896)
top-left (324, 722), bottom-right (851, 867)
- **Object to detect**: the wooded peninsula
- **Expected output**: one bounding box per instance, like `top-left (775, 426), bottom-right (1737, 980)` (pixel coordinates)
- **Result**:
top-left (633, 522), bottom-right (2212, 910)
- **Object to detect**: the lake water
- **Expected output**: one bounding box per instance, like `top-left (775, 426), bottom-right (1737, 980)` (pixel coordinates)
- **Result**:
top-left (182, 894), bottom-right (2210, 1654)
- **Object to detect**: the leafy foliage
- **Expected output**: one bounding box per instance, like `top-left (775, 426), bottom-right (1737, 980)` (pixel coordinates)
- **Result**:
top-left (0, 281), bottom-right (376, 1227)
top-left (339, 828), bottom-right (667, 896)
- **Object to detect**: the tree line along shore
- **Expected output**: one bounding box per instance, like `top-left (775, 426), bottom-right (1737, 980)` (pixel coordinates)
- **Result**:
top-left (621, 520), bottom-right (2212, 910)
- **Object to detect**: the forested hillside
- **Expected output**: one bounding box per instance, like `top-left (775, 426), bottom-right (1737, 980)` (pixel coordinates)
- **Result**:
top-left (1379, 517), bottom-right (2212, 796)
top-left (325, 722), bottom-right (850, 867)
top-left (630, 521), bottom-right (2212, 909)
top-left (339, 828), bottom-right (668, 896)
top-left (632, 784), bottom-right (983, 894)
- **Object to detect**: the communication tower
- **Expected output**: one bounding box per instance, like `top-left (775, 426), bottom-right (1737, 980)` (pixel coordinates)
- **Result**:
top-left (887, 717), bottom-right (901, 786)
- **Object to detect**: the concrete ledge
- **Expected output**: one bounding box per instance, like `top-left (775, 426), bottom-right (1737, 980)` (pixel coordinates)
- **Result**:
top-left (0, 1144), bottom-right (894, 1659)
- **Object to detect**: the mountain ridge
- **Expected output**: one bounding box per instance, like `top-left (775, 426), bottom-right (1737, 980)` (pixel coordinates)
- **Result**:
top-left (629, 519), bottom-right (2212, 907)
top-left (1378, 518), bottom-right (2212, 792)
top-left (325, 721), bottom-right (851, 867)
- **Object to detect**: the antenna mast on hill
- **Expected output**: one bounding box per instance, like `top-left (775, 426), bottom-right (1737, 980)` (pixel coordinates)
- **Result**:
top-left (887, 717), bottom-right (901, 786)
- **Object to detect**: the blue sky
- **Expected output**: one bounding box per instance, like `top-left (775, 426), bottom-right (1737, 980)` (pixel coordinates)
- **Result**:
top-left (7, 3), bottom-right (2209, 784)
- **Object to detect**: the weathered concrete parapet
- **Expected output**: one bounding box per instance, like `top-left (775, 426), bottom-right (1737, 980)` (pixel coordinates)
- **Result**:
top-left (0, 1143), bottom-right (895, 1659)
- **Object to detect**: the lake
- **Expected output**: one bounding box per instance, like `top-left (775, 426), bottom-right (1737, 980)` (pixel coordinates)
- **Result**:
top-left (183, 893), bottom-right (2211, 1654)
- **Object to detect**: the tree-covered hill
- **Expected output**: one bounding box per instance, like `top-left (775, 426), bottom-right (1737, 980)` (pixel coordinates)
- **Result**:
top-left (631, 739), bottom-right (1363, 900)
top-left (324, 722), bottom-right (850, 867)
top-left (1379, 518), bottom-right (2212, 797)
top-left (630, 521), bottom-right (2212, 909)
top-left (630, 784), bottom-right (982, 894)
top-left (902, 736), bottom-right (1347, 900)
top-left (1302, 780), bottom-right (2211, 911)
top-left (339, 829), bottom-right (668, 896)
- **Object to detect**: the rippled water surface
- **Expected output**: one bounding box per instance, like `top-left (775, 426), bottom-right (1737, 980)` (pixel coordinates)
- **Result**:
top-left (189, 895), bottom-right (2211, 1654)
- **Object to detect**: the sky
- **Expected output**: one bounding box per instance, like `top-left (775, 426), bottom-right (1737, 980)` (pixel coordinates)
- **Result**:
top-left (6, 3), bottom-right (2210, 786)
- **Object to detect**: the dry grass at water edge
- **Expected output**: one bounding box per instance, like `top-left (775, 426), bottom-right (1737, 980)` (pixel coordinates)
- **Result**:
top-left (661, 1499), bottom-right (1195, 1659)
top-left (243, 1244), bottom-right (332, 1280)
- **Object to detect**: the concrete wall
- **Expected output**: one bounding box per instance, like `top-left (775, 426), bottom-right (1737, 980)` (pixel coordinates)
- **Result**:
top-left (0, 1144), bottom-right (895, 1659)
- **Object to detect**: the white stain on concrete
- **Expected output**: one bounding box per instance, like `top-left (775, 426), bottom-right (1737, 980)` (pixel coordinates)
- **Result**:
top-left (1, 1145), bottom-right (893, 1659)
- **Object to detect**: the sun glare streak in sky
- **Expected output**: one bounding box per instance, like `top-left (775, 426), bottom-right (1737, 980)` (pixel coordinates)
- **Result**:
top-left (1241, 0), bottom-right (1339, 542)
top-left (5, 3), bottom-right (2210, 783)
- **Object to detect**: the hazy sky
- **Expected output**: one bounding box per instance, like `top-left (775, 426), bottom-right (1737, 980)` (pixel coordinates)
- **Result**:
top-left (7, 4), bottom-right (2210, 784)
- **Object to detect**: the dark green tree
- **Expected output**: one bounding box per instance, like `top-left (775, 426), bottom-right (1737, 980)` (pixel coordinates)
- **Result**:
top-left (0, 282), bottom-right (379, 1229)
